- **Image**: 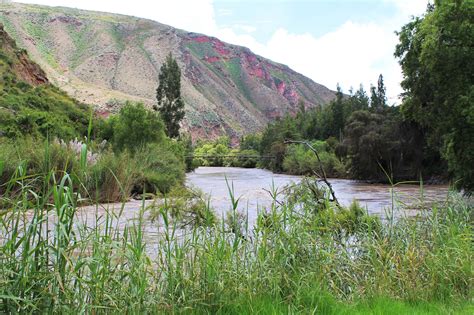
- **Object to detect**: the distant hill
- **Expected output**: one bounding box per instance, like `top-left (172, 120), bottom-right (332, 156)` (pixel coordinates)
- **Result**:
top-left (0, 2), bottom-right (336, 140)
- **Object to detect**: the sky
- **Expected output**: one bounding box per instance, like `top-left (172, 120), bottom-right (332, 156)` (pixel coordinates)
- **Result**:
top-left (13, 0), bottom-right (430, 103)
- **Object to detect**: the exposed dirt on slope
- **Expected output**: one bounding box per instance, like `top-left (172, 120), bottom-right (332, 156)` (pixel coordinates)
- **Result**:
top-left (0, 24), bottom-right (48, 86)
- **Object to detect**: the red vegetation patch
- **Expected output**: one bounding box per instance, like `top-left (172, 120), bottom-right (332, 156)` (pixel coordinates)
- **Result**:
top-left (242, 52), bottom-right (271, 80)
top-left (245, 54), bottom-right (257, 63)
top-left (213, 40), bottom-right (230, 56)
top-left (277, 81), bottom-right (299, 104)
top-left (277, 81), bottom-right (286, 94)
top-left (191, 36), bottom-right (211, 43)
top-left (250, 67), bottom-right (266, 79)
top-left (204, 55), bottom-right (221, 63)
top-left (284, 88), bottom-right (299, 104)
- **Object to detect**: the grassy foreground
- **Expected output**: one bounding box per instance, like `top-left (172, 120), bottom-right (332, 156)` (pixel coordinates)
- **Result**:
top-left (0, 164), bottom-right (472, 313)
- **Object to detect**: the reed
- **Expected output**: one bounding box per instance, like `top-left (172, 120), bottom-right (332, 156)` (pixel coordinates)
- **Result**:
top-left (0, 161), bottom-right (472, 313)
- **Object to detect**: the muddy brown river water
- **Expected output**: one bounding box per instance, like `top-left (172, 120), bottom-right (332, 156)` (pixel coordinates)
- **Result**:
top-left (78, 166), bottom-right (451, 232)
top-left (13, 167), bottom-right (452, 255)
top-left (186, 167), bottom-right (451, 225)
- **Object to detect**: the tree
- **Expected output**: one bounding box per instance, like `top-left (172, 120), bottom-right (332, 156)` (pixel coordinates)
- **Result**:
top-left (342, 110), bottom-right (402, 180)
top-left (155, 53), bottom-right (185, 139)
top-left (395, 0), bottom-right (474, 192)
top-left (370, 74), bottom-right (386, 110)
top-left (376, 74), bottom-right (387, 107)
top-left (350, 84), bottom-right (370, 112)
top-left (111, 102), bottom-right (165, 153)
top-left (331, 84), bottom-right (345, 139)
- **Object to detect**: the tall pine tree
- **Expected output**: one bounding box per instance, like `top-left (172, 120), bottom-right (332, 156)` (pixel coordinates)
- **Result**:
top-left (370, 74), bottom-right (387, 110)
top-left (331, 84), bottom-right (345, 139)
top-left (155, 53), bottom-right (185, 138)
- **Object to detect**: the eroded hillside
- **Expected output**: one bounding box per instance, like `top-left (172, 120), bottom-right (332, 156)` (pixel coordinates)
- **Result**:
top-left (0, 2), bottom-right (336, 140)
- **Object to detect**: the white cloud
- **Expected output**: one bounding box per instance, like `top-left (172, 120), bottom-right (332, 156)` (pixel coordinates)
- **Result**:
top-left (214, 22), bottom-right (403, 103)
top-left (233, 24), bottom-right (257, 33)
top-left (216, 8), bottom-right (232, 17)
top-left (259, 23), bottom-right (399, 100)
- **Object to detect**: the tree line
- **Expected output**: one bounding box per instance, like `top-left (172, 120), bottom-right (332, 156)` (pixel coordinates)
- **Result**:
top-left (257, 75), bottom-right (445, 182)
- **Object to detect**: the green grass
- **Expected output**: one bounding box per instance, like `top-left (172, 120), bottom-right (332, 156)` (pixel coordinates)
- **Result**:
top-left (0, 137), bottom-right (186, 202)
top-left (108, 23), bottom-right (126, 52)
top-left (0, 16), bottom-right (20, 46)
top-left (67, 22), bottom-right (94, 69)
top-left (0, 82), bottom-right (93, 139)
top-left (0, 26), bottom-right (94, 140)
top-left (22, 18), bottom-right (59, 70)
top-left (269, 68), bottom-right (289, 82)
top-left (0, 154), bottom-right (472, 313)
top-left (186, 41), bottom-right (218, 59)
top-left (225, 58), bottom-right (254, 102)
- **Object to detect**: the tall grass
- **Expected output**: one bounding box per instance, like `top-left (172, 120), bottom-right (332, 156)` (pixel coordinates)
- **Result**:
top-left (0, 162), bottom-right (472, 313)
top-left (0, 138), bottom-right (185, 203)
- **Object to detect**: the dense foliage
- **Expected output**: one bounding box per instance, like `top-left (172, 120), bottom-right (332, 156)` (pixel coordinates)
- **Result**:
top-left (91, 102), bottom-right (186, 195)
top-left (155, 53), bottom-right (185, 139)
top-left (0, 106), bottom-right (186, 198)
top-left (283, 141), bottom-right (346, 177)
top-left (395, 0), bottom-right (474, 192)
top-left (0, 49), bottom-right (92, 139)
top-left (0, 137), bottom-right (185, 201)
top-left (0, 27), bottom-right (188, 198)
top-left (257, 77), bottom-right (445, 182)
top-left (193, 136), bottom-right (260, 169)
top-left (100, 102), bottom-right (165, 153)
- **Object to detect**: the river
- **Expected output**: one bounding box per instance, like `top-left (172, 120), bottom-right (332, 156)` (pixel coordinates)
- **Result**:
top-left (186, 167), bottom-right (451, 224)
top-left (16, 166), bottom-right (452, 254)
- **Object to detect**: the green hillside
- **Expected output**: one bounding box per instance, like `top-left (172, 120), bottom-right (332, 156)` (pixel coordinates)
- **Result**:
top-left (0, 24), bottom-right (91, 139)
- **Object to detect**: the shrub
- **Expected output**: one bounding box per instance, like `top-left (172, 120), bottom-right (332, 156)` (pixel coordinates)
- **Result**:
top-left (283, 141), bottom-right (346, 177)
top-left (225, 149), bottom-right (259, 168)
top-left (194, 140), bottom-right (230, 167)
top-left (130, 143), bottom-right (185, 195)
top-left (107, 102), bottom-right (165, 153)
top-left (0, 82), bottom-right (94, 140)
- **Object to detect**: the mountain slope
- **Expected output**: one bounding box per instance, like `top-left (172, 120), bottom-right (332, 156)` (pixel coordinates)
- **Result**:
top-left (0, 23), bottom-right (91, 139)
top-left (0, 2), bottom-right (336, 140)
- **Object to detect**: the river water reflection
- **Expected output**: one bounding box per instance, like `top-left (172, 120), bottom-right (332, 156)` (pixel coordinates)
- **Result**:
top-left (186, 167), bottom-right (451, 224)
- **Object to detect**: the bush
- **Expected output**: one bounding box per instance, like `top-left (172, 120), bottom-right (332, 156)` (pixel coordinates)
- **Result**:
top-left (193, 137), bottom-right (260, 168)
top-left (0, 83), bottom-right (95, 140)
top-left (225, 149), bottom-right (259, 168)
top-left (106, 102), bottom-right (165, 153)
top-left (193, 139), bottom-right (230, 167)
top-left (283, 141), bottom-right (346, 177)
top-left (131, 143), bottom-right (185, 195)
